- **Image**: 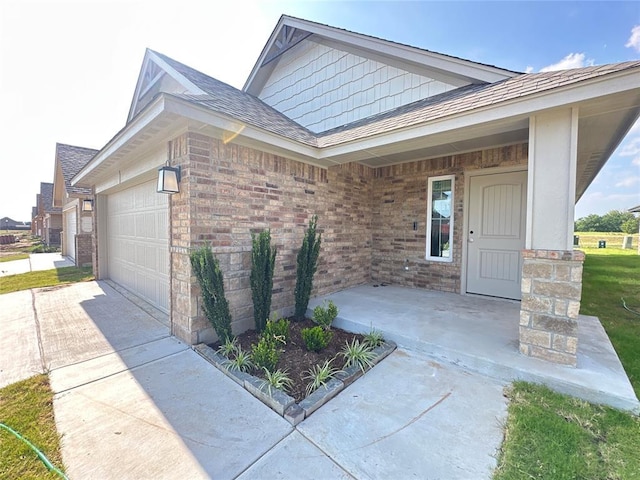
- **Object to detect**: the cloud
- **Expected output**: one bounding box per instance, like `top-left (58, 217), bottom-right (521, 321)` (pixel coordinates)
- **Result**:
top-left (540, 53), bottom-right (594, 72)
top-left (615, 176), bottom-right (640, 188)
top-left (525, 66), bottom-right (534, 74)
top-left (626, 25), bottom-right (640, 52)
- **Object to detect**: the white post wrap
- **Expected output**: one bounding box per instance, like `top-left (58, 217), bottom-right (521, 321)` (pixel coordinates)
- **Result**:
top-left (526, 108), bottom-right (579, 251)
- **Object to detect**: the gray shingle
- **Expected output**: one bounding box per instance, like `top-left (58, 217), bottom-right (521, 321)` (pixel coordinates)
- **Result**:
top-left (56, 143), bottom-right (98, 195)
top-left (40, 182), bottom-right (60, 214)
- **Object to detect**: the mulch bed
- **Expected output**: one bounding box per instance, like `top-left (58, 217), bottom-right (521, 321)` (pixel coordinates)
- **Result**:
top-left (210, 318), bottom-right (365, 403)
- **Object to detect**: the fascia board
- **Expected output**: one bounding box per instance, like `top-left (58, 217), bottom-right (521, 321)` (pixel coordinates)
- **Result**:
top-left (147, 51), bottom-right (206, 95)
top-left (243, 15), bottom-right (289, 92)
top-left (73, 95), bottom-right (168, 186)
top-left (318, 69), bottom-right (640, 161)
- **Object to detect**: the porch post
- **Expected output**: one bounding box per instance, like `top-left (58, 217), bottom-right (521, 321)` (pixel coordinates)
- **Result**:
top-left (519, 108), bottom-right (583, 367)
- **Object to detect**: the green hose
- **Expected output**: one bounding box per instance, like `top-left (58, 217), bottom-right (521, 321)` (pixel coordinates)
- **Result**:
top-left (0, 422), bottom-right (68, 479)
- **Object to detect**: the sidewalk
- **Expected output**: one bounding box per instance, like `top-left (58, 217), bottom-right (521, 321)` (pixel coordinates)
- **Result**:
top-left (0, 253), bottom-right (75, 277)
top-left (1, 281), bottom-right (509, 479)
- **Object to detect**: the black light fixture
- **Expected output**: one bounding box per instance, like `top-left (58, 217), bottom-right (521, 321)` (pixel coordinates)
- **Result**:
top-left (82, 199), bottom-right (94, 212)
top-left (157, 165), bottom-right (181, 194)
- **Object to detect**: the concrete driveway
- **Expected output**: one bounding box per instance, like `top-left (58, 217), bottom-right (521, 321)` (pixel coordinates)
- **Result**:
top-left (0, 281), bottom-right (508, 479)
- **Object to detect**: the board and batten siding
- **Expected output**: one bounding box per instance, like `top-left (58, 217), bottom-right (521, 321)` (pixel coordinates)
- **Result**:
top-left (258, 39), bottom-right (457, 132)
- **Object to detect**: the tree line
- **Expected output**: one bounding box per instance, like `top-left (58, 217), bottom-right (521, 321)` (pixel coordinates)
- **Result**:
top-left (574, 210), bottom-right (639, 233)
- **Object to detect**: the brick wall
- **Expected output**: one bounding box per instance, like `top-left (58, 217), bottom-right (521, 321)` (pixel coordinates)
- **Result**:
top-left (170, 132), bottom-right (373, 344)
top-left (371, 144), bottom-right (528, 292)
top-left (75, 233), bottom-right (92, 267)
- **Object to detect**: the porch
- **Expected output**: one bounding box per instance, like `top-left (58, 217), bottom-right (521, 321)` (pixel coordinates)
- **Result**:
top-left (308, 284), bottom-right (639, 413)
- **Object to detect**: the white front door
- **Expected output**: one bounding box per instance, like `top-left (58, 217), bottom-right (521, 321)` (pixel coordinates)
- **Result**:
top-left (466, 171), bottom-right (527, 300)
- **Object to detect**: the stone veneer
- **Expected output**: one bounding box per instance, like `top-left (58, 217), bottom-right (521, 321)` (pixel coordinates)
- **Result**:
top-left (519, 249), bottom-right (585, 367)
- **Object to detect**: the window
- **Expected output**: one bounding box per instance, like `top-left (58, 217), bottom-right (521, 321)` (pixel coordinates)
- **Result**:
top-left (426, 175), bottom-right (454, 262)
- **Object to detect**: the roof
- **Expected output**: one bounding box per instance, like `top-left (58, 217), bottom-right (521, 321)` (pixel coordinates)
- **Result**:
top-left (40, 182), bottom-right (60, 215)
top-left (629, 205), bottom-right (640, 213)
top-left (56, 143), bottom-right (98, 195)
top-left (151, 54), bottom-right (640, 148)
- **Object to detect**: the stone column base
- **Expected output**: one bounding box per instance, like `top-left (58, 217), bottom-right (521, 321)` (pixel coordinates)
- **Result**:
top-left (519, 249), bottom-right (584, 367)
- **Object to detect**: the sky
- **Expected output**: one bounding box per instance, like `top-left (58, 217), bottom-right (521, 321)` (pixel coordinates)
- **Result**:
top-left (1, 0), bottom-right (639, 222)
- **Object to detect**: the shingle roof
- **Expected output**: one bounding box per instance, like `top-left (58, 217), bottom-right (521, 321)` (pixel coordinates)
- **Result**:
top-left (152, 51), bottom-right (640, 150)
top-left (40, 182), bottom-right (60, 215)
top-left (57, 143), bottom-right (98, 195)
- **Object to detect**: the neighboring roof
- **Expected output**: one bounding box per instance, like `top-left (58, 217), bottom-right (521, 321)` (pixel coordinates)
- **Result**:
top-left (40, 182), bottom-right (60, 215)
top-left (629, 205), bottom-right (640, 213)
top-left (244, 15), bottom-right (518, 95)
top-left (32, 206), bottom-right (37, 219)
top-left (56, 143), bottom-right (98, 195)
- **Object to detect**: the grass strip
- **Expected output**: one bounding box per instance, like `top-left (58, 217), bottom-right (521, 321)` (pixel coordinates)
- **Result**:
top-left (0, 375), bottom-right (66, 479)
top-left (0, 253), bottom-right (30, 263)
top-left (0, 267), bottom-right (94, 294)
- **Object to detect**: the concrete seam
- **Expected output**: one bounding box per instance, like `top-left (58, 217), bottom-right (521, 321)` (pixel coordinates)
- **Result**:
top-left (294, 428), bottom-right (358, 479)
top-left (231, 430), bottom-right (296, 479)
top-left (30, 289), bottom-right (47, 373)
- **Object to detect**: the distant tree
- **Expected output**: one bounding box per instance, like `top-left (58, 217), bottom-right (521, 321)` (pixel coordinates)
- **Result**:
top-left (575, 210), bottom-right (636, 232)
top-left (621, 217), bottom-right (640, 234)
top-left (575, 214), bottom-right (603, 232)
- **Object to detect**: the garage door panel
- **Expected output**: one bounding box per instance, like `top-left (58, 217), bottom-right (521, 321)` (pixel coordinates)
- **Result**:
top-left (107, 181), bottom-right (169, 313)
top-left (64, 209), bottom-right (77, 261)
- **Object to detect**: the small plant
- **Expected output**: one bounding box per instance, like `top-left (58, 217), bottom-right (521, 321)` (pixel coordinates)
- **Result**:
top-left (217, 337), bottom-right (238, 358)
top-left (251, 336), bottom-right (280, 373)
top-left (227, 346), bottom-right (253, 372)
top-left (363, 328), bottom-right (385, 348)
top-left (250, 230), bottom-right (277, 333)
top-left (301, 326), bottom-right (333, 353)
top-left (262, 368), bottom-right (293, 396)
top-left (340, 338), bottom-right (376, 373)
top-left (312, 300), bottom-right (338, 330)
top-left (304, 359), bottom-right (341, 396)
top-left (190, 245), bottom-right (233, 343)
top-left (294, 215), bottom-right (322, 320)
top-left (263, 317), bottom-right (290, 344)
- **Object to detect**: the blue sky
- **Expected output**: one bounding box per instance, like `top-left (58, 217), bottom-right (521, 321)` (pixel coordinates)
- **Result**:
top-left (1, 0), bottom-right (639, 221)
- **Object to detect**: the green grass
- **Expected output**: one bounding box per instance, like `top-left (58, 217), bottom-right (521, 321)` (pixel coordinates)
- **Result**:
top-left (0, 375), bottom-right (66, 479)
top-left (495, 382), bottom-right (640, 480)
top-left (0, 253), bottom-right (30, 262)
top-left (575, 231), bottom-right (638, 250)
top-left (0, 267), bottom-right (94, 294)
top-left (495, 249), bottom-right (640, 479)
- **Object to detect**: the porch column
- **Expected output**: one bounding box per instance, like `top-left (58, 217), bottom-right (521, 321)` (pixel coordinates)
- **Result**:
top-left (519, 108), bottom-right (583, 367)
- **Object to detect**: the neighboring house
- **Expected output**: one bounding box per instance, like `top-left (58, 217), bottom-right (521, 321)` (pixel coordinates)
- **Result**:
top-left (1, 217), bottom-right (24, 230)
top-left (52, 143), bottom-right (98, 266)
top-left (73, 16), bottom-right (640, 367)
top-left (37, 182), bottom-right (62, 246)
top-left (31, 206), bottom-right (37, 235)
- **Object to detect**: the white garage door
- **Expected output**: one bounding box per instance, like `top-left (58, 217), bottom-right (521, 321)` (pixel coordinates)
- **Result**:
top-left (64, 208), bottom-right (77, 262)
top-left (107, 180), bottom-right (169, 313)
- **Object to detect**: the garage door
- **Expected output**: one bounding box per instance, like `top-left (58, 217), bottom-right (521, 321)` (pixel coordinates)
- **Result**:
top-left (107, 180), bottom-right (169, 313)
top-left (64, 208), bottom-right (77, 262)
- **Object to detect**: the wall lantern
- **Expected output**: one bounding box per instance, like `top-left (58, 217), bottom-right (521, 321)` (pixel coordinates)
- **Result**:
top-left (157, 166), bottom-right (181, 194)
top-left (82, 199), bottom-right (94, 212)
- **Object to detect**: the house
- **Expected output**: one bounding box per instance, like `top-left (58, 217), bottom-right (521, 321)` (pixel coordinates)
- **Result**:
top-left (73, 16), bottom-right (640, 367)
top-left (31, 206), bottom-right (38, 235)
top-left (0, 217), bottom-right (26, 230)
top-left (35, 182), bottom-right (62, 246)
top-left (52, 143), bottom-right (98, 266)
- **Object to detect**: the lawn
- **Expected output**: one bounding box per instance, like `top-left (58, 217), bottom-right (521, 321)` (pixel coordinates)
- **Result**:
top-left (495, 246), bottom-right (640, 479)
top-left (0, 253), bottom-right (30, 263)
top-left (0, 266), bottom-right (94, 294)
top-left (0, 375), bottom-right (66, 479)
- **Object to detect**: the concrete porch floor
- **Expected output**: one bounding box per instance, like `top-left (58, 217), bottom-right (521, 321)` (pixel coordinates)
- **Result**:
top-left (309, 284), bottom-right (640, 413)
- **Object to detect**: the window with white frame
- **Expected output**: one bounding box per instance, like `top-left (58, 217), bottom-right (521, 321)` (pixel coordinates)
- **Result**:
top-left (426, 175), bottom-right (454, 262)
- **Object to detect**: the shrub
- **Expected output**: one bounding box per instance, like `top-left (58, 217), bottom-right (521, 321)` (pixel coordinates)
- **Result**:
top-left (340, 339), bottom-right (376, 373)
top-left (294, 215), bottom-right (322, 320)
top-left (190, 245), bottom-right (233, 343)
top-left (263, 317), bottom-right (290, 344)
top-left (312, 300), bottom-right (338, 330)
top-left (304, 359), bottom-right (341, 396)
top-left (227, 347), bottom-right (253, 372)
top-left (262, 368), bottom-right (293, 395)
top-left (301, 326), bottom-right (333, 353)
top-left (250, 230), bottom-right (277, 333)
top-left (363, 328), bottom-right (385, 347)
top-left (251, 337), bottom-right (280, 373)
top-left (217, 337), bottom-right (238, 358)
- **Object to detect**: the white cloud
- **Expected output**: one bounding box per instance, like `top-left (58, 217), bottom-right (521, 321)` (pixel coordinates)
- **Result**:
top-left (626, 25), bottom-right (640, 52)
top-left (540, 53), bottom-right (594, 72)
top-left (615, 176), bottom-right (640, 188)
top-left (525, 66), bottom-right (534, 73)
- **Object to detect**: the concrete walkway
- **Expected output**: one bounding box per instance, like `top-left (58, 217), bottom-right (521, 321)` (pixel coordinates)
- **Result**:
top-left (0, 253), bottom-right (75, 277)
top-left (0, 281), bottom-right (508, 479)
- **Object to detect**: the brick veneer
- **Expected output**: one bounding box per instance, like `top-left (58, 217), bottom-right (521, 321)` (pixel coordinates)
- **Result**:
top-left (519, 249), bottom-right (585, 366)
top-left (75, 234), bottom-right (92, 267)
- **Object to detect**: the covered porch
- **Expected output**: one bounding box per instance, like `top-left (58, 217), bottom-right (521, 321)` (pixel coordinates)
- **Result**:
top-left (308, 284), bottom-right (639, 413)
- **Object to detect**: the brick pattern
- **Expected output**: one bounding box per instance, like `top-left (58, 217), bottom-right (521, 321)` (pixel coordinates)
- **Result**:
top-left (371, 144), bottom-right (528, 292)
top-left (170, 132), bottom-right (373, 344)
top-left (519, 249), bottom-right (585, 366)
top-left (75, 233), bottom-right (92, 267)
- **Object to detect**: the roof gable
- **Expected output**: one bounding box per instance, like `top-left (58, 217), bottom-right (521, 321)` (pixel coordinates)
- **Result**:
top-left (39, 182), bottom-right (60, 215)
top-left (243, 16), bottom-right (519, 133)
top-left (54, 143), bottom-right (98, 201)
